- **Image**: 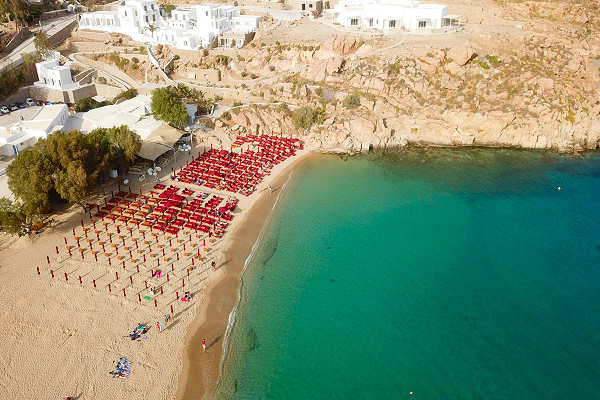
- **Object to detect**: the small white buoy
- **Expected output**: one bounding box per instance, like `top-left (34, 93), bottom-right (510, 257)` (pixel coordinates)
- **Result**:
top-left (557, 186), bottom-right (562, 191)
top-left (409, 392), bottom-right (413, 396)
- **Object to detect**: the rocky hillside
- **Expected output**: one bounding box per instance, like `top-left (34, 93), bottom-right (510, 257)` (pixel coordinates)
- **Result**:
top-left (203, 1), bottom-right (600, 153)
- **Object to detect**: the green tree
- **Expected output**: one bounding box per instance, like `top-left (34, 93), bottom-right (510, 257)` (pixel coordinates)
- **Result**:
top-left (144, 24), bottom-right (158, 38)
top-left (151, 87), bottom-right (189, 128)
top-left (0, 198), bottom-right (27, 234)
top-left (86, 125), bottom-right (141, 177)
top-left (6, 146), bottom-right (53, 217)
top-left (45, 130), bottom-right (91, 206)
top-left (75, 97), bottom-right (111, 112)
top-left (34, 31), bottom-right (50, 58)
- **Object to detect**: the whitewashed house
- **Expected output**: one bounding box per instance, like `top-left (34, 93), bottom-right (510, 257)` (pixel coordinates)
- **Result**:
top-left (35, 59), bottom-right (78, 90)
top-left (332, 0), bottom-right (459, 31)
top-left (78, 0), bottom-right (261, 50)
top-left (0, 105), bottom-right (69, 156)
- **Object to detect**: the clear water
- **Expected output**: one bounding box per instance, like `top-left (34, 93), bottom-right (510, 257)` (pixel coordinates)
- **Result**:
top-left (216, 149), bottom-right (600, 400)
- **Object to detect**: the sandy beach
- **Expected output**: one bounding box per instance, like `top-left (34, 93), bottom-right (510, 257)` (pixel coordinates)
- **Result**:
top-left (0, 146), bottom-right (311, 400)
top-left (176, 151), bottom-right (312, 399)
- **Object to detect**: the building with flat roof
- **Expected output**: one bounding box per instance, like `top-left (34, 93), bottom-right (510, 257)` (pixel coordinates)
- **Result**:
top-left (0, 104), bottom-right (69, 156)
top-left (78, 0), bottom-right (261, 50)
top-left (63, 95), bottom-right (193, 161)
top-left (35, 59), bottom-right (78, 90)
top-left (331, 0), bottom-right (459, 31)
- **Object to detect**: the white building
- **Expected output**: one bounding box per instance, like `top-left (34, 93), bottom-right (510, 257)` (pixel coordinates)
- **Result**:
top-left (0, 105), bottom-right (69, 156)
top-left (78, 0), bottom-right (261, 50)
top-left (62, 95), bottom-right (192, 161)
top-left (332, 0), bottom-right (459, 31)
top-left (35, 59), bottom-right (78, 90)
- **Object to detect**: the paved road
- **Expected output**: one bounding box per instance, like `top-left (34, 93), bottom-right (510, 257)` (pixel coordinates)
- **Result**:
top-left (67, 51), bottom-right (132, 89)
top-left (0, 16), bottom-right (77, 72)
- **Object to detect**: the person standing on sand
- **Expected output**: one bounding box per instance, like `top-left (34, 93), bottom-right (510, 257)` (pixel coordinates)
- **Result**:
top-left (202, 338), bottom-right (207, 351)
top-left (211, 261), bottom-right (216, 271)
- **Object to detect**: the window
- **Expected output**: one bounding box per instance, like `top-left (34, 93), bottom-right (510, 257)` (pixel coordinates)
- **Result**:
top-left (350, 18), bottom-right (358, 26)
top-left (301, 4), bottom-right (305, 10)
top-left (309, 3), bottom-right (313, 8)
top-left (124, 11), bottom-right (127, 16)
top-left (369, 18), bottom-right (373, 27)
top-left (389, 20), bottom-right (396, 28)
top-left (206, 11), bottom-right (208, 16)
top-left (418, 20), bottom-right (427, 28)
top-left (144, 5), bottom-right (147, 11)
top-left (145, 16), bottom-right (148, 22)
top-left (151, 4), bottom-right (155, 10)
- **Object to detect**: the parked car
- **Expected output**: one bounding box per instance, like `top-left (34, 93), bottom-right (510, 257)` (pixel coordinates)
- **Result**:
top-left (0, 106), bottom-right (9, 114)
top-left (9, 104), bottom-right (18, 111)
top-left (26, 98), bottom-right (35, 106)
top-left (16, 102), bottom-right (26, 109)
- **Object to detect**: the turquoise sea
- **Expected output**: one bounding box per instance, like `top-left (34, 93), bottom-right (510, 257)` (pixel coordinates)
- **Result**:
top-left (216, 149), bottom-right (600, 400)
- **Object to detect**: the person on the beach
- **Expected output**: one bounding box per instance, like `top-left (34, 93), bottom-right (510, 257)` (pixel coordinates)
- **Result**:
top-left (202, 338), bottom-right (206, 351)
top-left (268, 185), bottom-right (273, 193)
top-left (157, 321), bottom-right (162, 333)
top-left (211, 261), bottom-right (216, 271)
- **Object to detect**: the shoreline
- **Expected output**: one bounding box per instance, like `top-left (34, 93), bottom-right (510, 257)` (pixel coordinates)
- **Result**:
top-left (176, 151), bottom-right (313, 400)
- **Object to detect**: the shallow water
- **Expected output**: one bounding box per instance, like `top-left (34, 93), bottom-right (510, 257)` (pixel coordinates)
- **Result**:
top-left (217, 149), bottom-right (600, 400)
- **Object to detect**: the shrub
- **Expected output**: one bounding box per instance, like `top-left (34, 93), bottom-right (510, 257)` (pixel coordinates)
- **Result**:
top-left (485, 55), bottom-right (501, 67)
top-left (97, 76), bottom-right (107, 84)
top-left (112, 88), bottom-right (138, 103)
top-left (131, 57), bottom-right (140, 64)
top-left (215, 55), bottom-right (230, 66)
top-left (250, 73), bottom-right (258, 79)
top-left (343, 94), bottom-right (361, 108)
top-left (75, 97), bottom-right (111, 112)
top-left (292, 106), bottom-right (325, 130)
top-left (241, 71), bottom-right (248, 77)
top-left (233, 101), bottom-right (243, 107)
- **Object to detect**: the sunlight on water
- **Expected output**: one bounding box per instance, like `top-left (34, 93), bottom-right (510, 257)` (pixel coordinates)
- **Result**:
top-left (217, 149), bottom-right (600, 400)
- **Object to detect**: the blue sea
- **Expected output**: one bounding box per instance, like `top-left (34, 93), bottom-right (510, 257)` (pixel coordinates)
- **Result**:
top-left (216, 149), bottom-right (600, 400)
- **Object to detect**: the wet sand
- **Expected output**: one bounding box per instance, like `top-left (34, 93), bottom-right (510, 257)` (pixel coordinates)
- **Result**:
top-left (177, 153), bottom-right (313, 399)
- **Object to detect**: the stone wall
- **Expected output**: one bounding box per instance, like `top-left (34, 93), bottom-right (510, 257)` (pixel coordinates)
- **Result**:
top-left (69, 42), bottom-right (142, 53)
top-left (0, 87), bottom-right (30, 106)
top-left (3, 28), bottom-right (32, 54)
top-left (71, 30), bottom-right (113, 42)
top-left (47, 21), bottom-right (78, 48)
top-left (28, 83), bottom-right (97, 103)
